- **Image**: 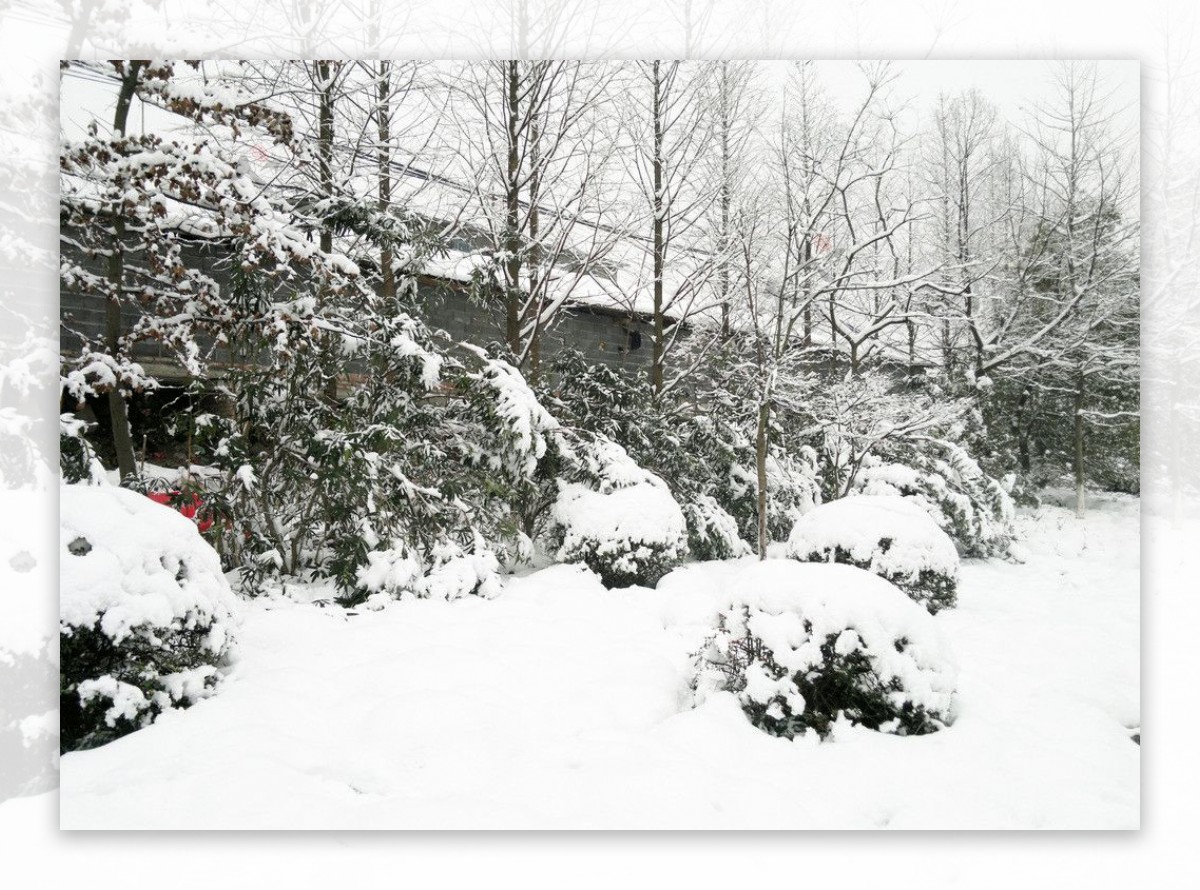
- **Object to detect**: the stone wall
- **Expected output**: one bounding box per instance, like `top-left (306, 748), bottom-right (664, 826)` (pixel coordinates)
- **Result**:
top-left (60, 238), bottom-right (655, 381)
top-left (417, 279), bottom-right (652, 374)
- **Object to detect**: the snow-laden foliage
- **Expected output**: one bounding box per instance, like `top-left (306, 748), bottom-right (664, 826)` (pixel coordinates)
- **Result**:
top-left (59, 62), bottom-right (296, 445)
top-left (851, 441), bottom-right (1015, 557)
top-left (536, 350), bottom-right (760, 556)
top-left (726, 449), bottom-right (822, 546)
top-left (57, 60), bottom-right (551, 605)
top-left (197, 315), bottom-right (568, 603)
top-left (801, 373), bottom-right (971, 499)
top-left (453, 347), bottom-right (566, 546)
top-left (682, 494), bottom-right (752, 561)
top-left (463, 349), bottom-right (559, 480)
top-left (694, 560), bottom-right (958, 739)
top-left (356, 538), bottom-right (503, 604)
top-left (549, 436), bottom-right (688, 588)
top-left (60, 485), bottom-right (240, 752)
top-left (786, 495), bottom-right (961, 614)
top-left (59, 413), bottom-right (105, 485)
top-left (188, 266), bottom-right (455, 599)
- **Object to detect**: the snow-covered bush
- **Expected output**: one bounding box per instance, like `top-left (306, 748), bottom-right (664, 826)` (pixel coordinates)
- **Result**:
top-left (59, 413), bottom-right (103, 485)
top-left (695, 561), bottom-right (957, 739)
top-left (60, 485), bottom-right (240, 752)
top-left (193, 274), bottom-right (559, 605)
top-left (355, 538), bottom-right (503, 603)
top-left (852, 441), bottom-right (1015, 558)
top-left (786, 495), bottom-right (961, 614)
top-left (549, 437), bottom-right (687, 588)
top-left (536, 349), bottom-right (761, 556)
top-left (682, 495), bottom-right (752, 561)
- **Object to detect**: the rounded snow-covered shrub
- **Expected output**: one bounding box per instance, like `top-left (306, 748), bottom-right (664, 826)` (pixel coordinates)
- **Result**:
top-left (550, 438), bottom-right (687, 588)
top-left (852, 446), bottom-right (1015, 558)
top-left (786, 495), bottom-right (960, 614)
top-left (60, 485), bottom-right (240, 752)
top-left (695, 561), bottom-right (957, 739)
top-left (682, 495), bottom-right (752, 561)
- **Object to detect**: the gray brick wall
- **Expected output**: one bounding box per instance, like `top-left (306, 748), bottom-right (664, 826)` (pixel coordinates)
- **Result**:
top-left (417, 280), bottom-right (652, 375)
top-left (61, 237), bottom-right (655, 382)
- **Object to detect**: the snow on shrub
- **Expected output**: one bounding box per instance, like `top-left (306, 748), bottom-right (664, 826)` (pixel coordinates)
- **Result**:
top-left (60, 485), bottom-right (240, 752)
top-left (355, 538), bottom-right (503, 604)
top-left (694, 560), bottom-right (957, 739)
top-left (465, 350), bottom-right (560, 481)
top-left (852, 442), bottom-right (1014, 557)
top-left (682, 494), bottom-right (752, 561)
top-left (785, 495), bottom-right (960, 614)
top-left (550, 437), bottom-right (687, 588)
top-left (727, 449), bottom-right (821, 547)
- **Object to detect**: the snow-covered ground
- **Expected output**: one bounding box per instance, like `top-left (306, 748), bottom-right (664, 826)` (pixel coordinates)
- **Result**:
top-left (59, 494), bottom-right (1140, 830)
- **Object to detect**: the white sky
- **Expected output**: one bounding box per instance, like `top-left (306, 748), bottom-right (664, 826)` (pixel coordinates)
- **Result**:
top-left (764, 59), bottom-right (1140, 139)
top-left (61, 59), bottom-right (1141, 144)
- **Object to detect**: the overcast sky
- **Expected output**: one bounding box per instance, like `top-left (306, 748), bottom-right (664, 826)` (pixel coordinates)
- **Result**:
top-left (835, 59), bottom-right (1134, 128)
top-left (62, 59), bottom-right (1140, 135)
top-left (60, 58), bottom-right (1140, 204)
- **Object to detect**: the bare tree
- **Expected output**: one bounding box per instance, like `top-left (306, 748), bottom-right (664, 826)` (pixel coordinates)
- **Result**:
top-left (975, 64), bottom-right (1137, 380)
top-left (618, 60), bottom-right (717, 393)
top-left (1000, 65), bottom-right (1137, 514)
top-left (723, 64), bottom-right (934, 557)
top-left (710, 60), bottom-right (761, 340)
top-left (784, 64), bottom-right (933, 377)
top-left (920, 88), bottom-right (1007, 378)
top-left (446, 61), bottom-right (622, 379)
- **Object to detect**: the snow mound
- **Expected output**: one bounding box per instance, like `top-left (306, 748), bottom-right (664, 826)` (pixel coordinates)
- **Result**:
top-left (60, 484), bottom-right (240, 751)
top-left (551, 439), bottom-right (687, 588)
top-left (786, 495), bottom-right (960, 613)
top-left (695, 560), bottom-right (958, 738)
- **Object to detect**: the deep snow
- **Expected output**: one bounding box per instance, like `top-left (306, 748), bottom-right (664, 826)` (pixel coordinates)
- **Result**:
top-left (58, 493), bottom-right (1139, 830)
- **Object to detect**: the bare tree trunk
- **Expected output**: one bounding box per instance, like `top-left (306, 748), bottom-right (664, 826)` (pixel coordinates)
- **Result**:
top-left (106, 62), bottom-right (145, 481)
top-left (755, 399), bottom-right (770, 559)
top-left (828, 294), bottom-right (838, 374)
top-left (651, 61), bottom-right (666, 394)
top-left (317, 61), bottom-right (335, 257)
top-left (941, 316), bottom-right (954, 377)
top-left (718, 65), bottom-right (732, 340)
top-left (505, 61), bottom-right (523, 360)
top-left (1074, 373), bottom-right (1086, 518)
top-left (527, 102), bottom-right (543, 382)
top-left (377, 61), bottom-right (395, 302)
top-left (316, 60), bottom-right (339, 401)
top-left (1012, 385), bottom-right (1031, 472)
top-left (906, 319), bottom-right (917, 378)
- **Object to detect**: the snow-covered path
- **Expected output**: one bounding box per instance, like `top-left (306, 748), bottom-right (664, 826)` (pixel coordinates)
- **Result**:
top-left (59, 495), bottom-right (1139, 830)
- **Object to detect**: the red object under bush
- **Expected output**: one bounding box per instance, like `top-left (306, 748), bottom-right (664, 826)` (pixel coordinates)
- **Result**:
top-left (147, 490), bottom-right (214, 533)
